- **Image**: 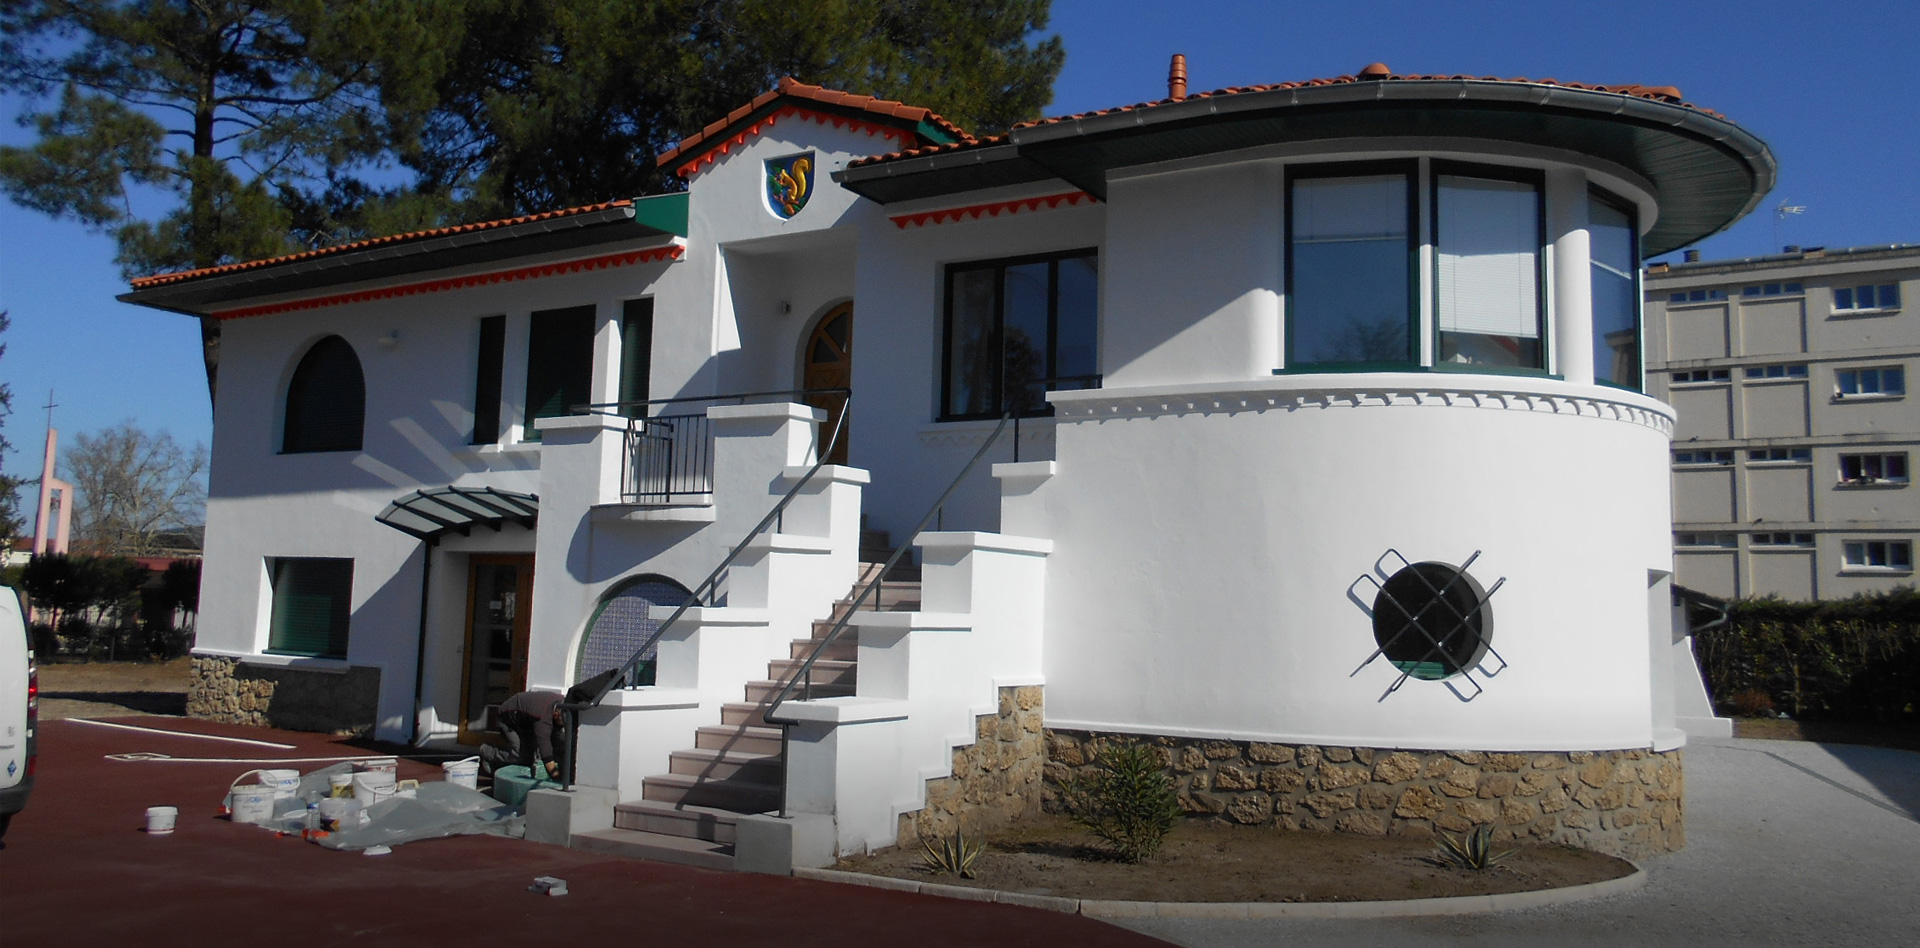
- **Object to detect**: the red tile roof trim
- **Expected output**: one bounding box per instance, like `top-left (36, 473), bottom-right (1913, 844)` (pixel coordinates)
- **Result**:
top-left (890, 191), bottom-right (1094, 229)
top-left (129, 200), bottom-right (637, 289)
top-left (213, 245), bottom-right (684, 320)
top-left (672, 105), bottom-right (918, 179)
top-left (848, 68), bottom-right (1718, 170)
top-left (659, 76), bottom-right (972, 176)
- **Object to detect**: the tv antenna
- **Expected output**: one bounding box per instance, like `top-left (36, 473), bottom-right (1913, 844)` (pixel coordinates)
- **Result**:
top-left (1773, 201), bottom-right (1806, 252)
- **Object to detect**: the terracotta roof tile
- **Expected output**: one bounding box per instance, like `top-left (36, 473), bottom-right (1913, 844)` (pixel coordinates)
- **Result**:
top-left (656, 76), bottom-right (972, 171)
top-left (127, 200), bottom-right (636, 289)
top-left (847, 64), bottom-right (1717, 170)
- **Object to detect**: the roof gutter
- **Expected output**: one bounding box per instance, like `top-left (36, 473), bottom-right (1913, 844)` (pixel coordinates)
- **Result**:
top-left (122, 205), bottom-right (641, 307)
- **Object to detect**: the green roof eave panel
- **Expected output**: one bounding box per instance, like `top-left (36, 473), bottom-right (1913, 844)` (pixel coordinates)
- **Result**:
top-left (630, 191), bottom-right (689, 237)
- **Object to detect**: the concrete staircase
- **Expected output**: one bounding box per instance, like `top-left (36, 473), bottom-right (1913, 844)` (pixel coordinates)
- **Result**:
top-left (573, 533), bottom-right (920, 869)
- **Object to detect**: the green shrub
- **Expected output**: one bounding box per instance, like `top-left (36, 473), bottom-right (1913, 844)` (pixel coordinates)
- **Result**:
top-left (1695, 587), bottom-right (1920, 725)
top-left (1064, 742), bottom-right (1182, 863)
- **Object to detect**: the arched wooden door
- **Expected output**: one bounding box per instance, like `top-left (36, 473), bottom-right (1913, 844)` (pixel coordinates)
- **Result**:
top-left (803, 302), bottom-right (852, 464)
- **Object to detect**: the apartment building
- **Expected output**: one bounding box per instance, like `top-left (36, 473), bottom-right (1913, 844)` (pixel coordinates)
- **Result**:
top-left (1646, 245), bottom-right (1919, 601)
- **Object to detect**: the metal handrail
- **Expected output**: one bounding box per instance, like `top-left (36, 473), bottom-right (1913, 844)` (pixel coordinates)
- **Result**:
top-left (760, 413), bottom-right (1016, 815)
top-left (573, 387), bottom-right (850, 416)
top-left (761, 376), bottom-right (1100, 815)
top-left (555, 391), bottom-right (849, 788)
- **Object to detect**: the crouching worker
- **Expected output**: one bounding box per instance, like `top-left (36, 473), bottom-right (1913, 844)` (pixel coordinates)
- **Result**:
top-left (480, 690), bottom-right (568, 780)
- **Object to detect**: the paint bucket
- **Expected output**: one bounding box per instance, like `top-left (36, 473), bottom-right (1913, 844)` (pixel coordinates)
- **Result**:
top-left (351, 771), bottom-right (395, 804)
top-left (145, 806), bottom-right (178, 834)
top-left (315, 797), bottom-right (362, 832)
top-left (353, 757), bottom-right (398, 778)
top-left (442, 757), bottom-right (480, 790)
top-left (328, 773), bottom-right (356, 798)
top-left (256, 768), bottom-right (302, 798)
top-left (227, 780), bottom-right (277, 825)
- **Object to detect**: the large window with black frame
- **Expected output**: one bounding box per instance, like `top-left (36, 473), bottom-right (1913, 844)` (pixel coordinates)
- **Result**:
top-left (942, 249), bottom-right (1098, 420)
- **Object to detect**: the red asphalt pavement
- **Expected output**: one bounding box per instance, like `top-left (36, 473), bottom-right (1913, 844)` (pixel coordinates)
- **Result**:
top-left (1, 717), bottom-right (1171, 947)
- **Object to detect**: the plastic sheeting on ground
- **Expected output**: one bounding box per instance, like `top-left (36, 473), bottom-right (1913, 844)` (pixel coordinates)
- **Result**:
top-left (254, 762), bottom-right (526, 851)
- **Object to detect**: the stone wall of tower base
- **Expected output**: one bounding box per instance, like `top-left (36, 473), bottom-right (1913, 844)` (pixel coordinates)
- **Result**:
top-left (895, 686), bottom-right (1047, 848)
top-left (1041, 729), bottom-right (1683, 859)
top-left (187, 655), bottom-right (381, 736)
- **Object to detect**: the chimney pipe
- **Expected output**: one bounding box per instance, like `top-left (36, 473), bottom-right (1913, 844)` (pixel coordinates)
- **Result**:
top-left (1169, 54), bottom-right (1187, 101)
top-left (1683, 249), bottom-right (1700, 262)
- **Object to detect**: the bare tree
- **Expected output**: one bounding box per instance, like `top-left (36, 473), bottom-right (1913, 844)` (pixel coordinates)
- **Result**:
top-left (65, 421), bottom-right (207, 555)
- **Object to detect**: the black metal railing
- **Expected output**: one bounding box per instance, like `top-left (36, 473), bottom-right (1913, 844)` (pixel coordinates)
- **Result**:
top-left (573, 389), bottom-right (851, 506)
top-left (624, 413), bottom-right (713, 503)
top-left (555, 391), bottom-right (850, 789)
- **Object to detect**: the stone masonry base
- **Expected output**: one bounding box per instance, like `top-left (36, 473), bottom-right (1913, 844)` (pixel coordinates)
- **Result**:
top-left (895, 685), bottom-right (1046, 848)
top-left (1042, 730), bottom-right (1684, 859)
top-left (187, 655), bottom-right (381, 735)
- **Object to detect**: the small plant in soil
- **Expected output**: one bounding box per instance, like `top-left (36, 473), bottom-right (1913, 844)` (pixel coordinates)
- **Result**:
top-left (1436, 824), bottom-right (1519, 871)
top-left (921, 826), bottom-right (986, 878)
top-left (1064, 742), bottom-right (1182, 863)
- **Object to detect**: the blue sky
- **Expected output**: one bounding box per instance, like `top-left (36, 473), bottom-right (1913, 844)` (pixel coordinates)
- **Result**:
top-left (3, 0), bottom-right (1916, 496)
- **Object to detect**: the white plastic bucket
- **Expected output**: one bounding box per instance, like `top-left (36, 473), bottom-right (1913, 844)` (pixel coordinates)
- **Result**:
top-left (352, 757), bottom-right (398, 778)
top-left (315, 797), bottom-right (363, 832)
top-left (443, 757), bottom-right (480, 790)
top-left (257, 768), bottom-right (301, 798)
top-left (328, 773), bottom-right (355, 798)
top-left (351, 771), bottom-right (395, 803)
top-left (228, 783), bottom-right (276, 824)
top-left (145, 805), bottom-right (178, 834)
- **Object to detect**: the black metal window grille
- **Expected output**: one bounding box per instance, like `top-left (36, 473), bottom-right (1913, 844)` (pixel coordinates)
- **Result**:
top-left (1351, 549), bottom-right (1506, 701)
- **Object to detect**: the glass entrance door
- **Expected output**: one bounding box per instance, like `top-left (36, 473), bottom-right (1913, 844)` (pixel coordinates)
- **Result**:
top-left (458, 554), bottom-right (534, 744)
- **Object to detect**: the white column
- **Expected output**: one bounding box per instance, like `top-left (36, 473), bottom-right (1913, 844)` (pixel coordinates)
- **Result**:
top-left (1549, 169), bottom-right (1594, 385)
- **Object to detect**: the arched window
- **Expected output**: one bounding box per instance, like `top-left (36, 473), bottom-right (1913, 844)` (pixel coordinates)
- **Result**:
top-left (574, 576), bottom-right (694, 686)
top-left (283, 336), bottom-right (365, 453)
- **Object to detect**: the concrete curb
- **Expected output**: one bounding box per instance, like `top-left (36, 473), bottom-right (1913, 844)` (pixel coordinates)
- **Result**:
top-left (791, 863), bottom-right (1646, 919)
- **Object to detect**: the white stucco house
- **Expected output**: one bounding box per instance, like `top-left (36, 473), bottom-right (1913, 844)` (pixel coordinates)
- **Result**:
top-left (123, 61), bottom-right (1770, 867)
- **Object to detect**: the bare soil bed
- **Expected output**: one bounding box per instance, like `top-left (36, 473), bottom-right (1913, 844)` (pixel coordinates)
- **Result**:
top-left (835, 814), bottom-right (1633, 903)
top-left (35, 657), bottom-right (191, 720)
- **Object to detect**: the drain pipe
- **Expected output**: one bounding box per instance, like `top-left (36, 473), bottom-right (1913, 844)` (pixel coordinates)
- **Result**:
top-left (408, 541), bottom-right (435, 746)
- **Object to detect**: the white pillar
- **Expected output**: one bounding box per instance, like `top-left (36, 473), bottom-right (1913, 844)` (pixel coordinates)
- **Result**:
top-left (1549, 170), bottom-right (1594, 386)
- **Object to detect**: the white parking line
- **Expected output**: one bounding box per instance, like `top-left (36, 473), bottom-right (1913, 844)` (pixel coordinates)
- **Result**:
top-left (67, 717), bottom-right (299, 749)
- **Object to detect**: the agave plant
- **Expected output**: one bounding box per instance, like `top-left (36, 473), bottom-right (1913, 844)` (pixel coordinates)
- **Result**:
top-left (920, 826), bottom-right (986, 879)
top-left (1436, 824), bottom-right (1519, 871)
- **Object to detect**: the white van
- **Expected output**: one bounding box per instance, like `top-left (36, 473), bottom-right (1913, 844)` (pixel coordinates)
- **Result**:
top-left (1, 586), bottom-right (35, 839)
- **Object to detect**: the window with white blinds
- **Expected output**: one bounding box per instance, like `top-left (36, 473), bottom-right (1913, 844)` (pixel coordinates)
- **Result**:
top-left (1436, 176), bottom-right (1541, 357)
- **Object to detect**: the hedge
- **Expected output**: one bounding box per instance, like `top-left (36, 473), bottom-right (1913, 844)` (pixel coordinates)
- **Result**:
top-left (1694, 587), bottom-right (1920, 724)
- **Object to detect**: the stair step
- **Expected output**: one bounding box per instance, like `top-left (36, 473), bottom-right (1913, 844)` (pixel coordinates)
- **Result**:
top-left (720, 702), bottom-right (774, 727)
top-left (571, 826), bottom-right (734, 871)
top-left (614, 798), bottom-right (746, 843)
top-left (744, 679), bottom-right (852, 705)
top-left (695, 724), bottom-right (784, 755)
top-left (767, 658), bottom-right (857, 685)
top-left (669, 747), bottom-right (780, 781)
top-left (791, 637), bottom-right (858, 661)
top-left (643, 773), bottom-right (781, 812)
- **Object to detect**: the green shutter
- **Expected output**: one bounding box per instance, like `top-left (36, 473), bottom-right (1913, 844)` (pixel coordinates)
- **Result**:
top-left (524, 305), bottom-right (597, 439)
top-left (267, 558), bottom-right (354, 658)
top-left (620, 299), bottom-right (654, 419)
top-left (472, 316), bottom-right (504, 444)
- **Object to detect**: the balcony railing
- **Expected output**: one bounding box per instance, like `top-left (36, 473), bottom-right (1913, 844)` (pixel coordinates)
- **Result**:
top-left (624, 414), bottom-right (713, 504)
top-left (576, 389), bottom-right (851, 506)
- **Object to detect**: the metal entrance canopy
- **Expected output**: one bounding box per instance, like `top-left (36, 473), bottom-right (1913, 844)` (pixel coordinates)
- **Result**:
top-left (375, 486), bottom-right (538, 544)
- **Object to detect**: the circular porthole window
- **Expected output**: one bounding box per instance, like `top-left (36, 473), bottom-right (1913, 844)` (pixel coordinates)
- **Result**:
top-left (1371, 561), bottom-right (1490, 681)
